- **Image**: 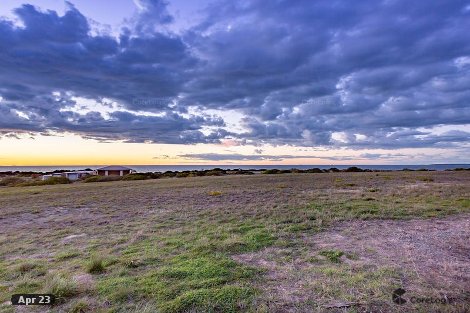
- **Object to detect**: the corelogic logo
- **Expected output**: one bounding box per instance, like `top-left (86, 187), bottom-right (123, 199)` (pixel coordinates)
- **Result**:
top-left (392, 288), bottom-right (461, 305)
top-left (392, 288), bottom-right (407, 304)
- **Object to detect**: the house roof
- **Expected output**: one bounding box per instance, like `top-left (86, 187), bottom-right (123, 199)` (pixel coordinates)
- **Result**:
top-left (96, 166), bottom-right (133, 171)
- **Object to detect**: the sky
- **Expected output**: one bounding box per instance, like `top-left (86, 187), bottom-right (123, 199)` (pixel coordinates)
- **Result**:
top-left (0, 0), bottom-right (469, 166)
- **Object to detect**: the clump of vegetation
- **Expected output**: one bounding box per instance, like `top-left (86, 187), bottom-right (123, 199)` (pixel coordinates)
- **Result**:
top-left (12, 261), bottom-right (46, 279)
top-left (19, 177), bottom-right (71, 186)
top-left (69, 298), bottom-right (91, 313)
top-left (345, 166), bottom-right (367, 172)
top-left (122, 174), bottom-right (150, 181)
top-left (43, 274), bottom-right (79, 302)
top-left (319, 249), bottom-right (345, 263)
top-left (0, 176), bottom-right (26, 186)
top-left (86, 256), bottom-right (106, 274)
top-left (83, 175), bottom-right (122, 183)
top-left (55, 251), bottom-right (81, 261)
top-left (418, 176), bottom-right (434, 182)
top-left (262, 169), bottom-right (281, 174)
top-left (208, 191), bottom-right (223, 196)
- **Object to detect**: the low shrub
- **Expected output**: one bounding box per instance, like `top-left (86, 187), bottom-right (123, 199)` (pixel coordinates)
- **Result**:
top-left (122, 174), bottom-right (150, 181)
top-left (83, 175), bottom-right (122, 183)
top-left (262, 169), bottom-right (280, 174)
top-left (306, 168), bottom-right (324, 173)
top-left (18, 177), bottom-right (71, 186)
top-left (345, 167), bottom-right (365, 172)
top-left (0, 176), bottom-right (26, 186)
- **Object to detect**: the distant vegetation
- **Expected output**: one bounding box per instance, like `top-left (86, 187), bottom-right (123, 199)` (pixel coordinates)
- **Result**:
top-left (0, 167), bottom-right (468, 187)
top-left (0, 176), bottom-right (70, 187)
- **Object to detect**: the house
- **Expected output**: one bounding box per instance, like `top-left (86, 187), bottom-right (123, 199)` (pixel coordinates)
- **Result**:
top-left (96, 166), bottom-right (135, 176)
top-left (62, 171), bottom-right (96, 181)
top-left (42, 170), bottom-right (95, 181)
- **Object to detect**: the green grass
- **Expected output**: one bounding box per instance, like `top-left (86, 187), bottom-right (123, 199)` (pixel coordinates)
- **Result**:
top-left (55, 250), bottom-right (81, 261)
top-left (43, 274), bottom-right (80, 303)
top-left (318, 250), bottom-right (345, 263)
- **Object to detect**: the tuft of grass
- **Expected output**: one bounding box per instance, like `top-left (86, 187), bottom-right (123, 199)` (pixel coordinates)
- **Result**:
top-left (319, 249), bottom-right (345, 263)
top-left (86, 256), bottom-right (106, 274)
top-left (15, 262), bottom-right (38, 274)
top-left (14, 261), bottom-right (46, 278)
top-left (43, 274), bottom-right (79, 303)
top-left (56, 251), bottom-right (81, 261)
top-left (68, 298), bottom-right (91, 313)
top-left (418, 176), bottom-right (434, 182)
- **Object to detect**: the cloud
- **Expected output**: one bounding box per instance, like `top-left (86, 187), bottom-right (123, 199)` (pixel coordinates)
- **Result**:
top-left (183, 0), bottom-right (470, 148)
top-left (0, 1), bottom-right (469, 149)
top-left (177, 152), bottom-right (409, 162)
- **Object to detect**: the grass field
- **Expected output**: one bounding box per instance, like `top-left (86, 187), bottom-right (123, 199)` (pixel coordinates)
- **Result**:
top-left (0, 171), bottom-right (469, 312)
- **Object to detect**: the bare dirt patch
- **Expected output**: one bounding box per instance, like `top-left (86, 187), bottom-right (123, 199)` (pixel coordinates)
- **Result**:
top-left (234, 214), bottom-right (470, 312)
top-left (312, 214), bottom-right (470, 291)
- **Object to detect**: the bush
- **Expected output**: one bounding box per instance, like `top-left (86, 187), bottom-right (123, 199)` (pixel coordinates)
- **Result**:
top-left (0, 176), bottom-right (26, 186)
top-left (176, 172), bottom-right (190, 178)
top-left (306, 168), bottom-right (324, 173)
top-left (84, 175), bottom-right (122, 183)
top-left (18, 177), bottom-right (71, 186)
top-left (41, 177), bottom-right (71, 185)
top-left (205, 170), bottom-right (225, 176)
top-left (122, 174), bottom-right (150, 181)
top-left (345, 167), bottom-right (364, 172)
top-left (262, 169), bottom-right (280, 174)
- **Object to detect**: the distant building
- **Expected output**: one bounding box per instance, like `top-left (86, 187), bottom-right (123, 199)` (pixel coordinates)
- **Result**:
top-left (42, 170), bottom-right (95, 181)
top-left (96, 166), bottom-right (135, 176)
top-left (62, 171), bottom-right (96, 180)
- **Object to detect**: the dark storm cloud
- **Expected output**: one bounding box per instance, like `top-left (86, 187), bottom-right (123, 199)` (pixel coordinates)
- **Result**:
top-left (0, 2), bottom-right (228, 143)
top-left (0, 0), bottom-right (469, 148)
top-left (184, 0), bottom-right (470, 148)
